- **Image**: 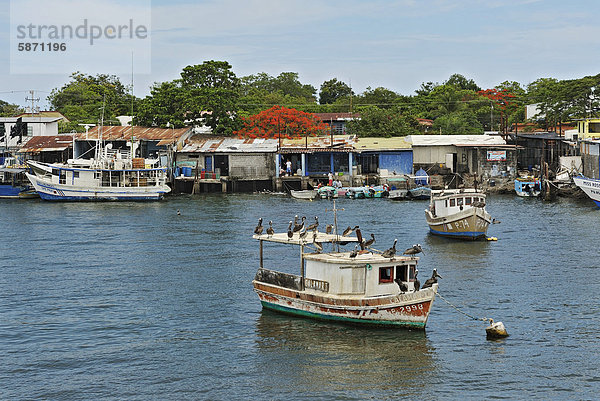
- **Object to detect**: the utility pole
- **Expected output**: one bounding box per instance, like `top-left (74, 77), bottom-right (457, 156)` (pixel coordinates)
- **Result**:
top-left (26, 90), bottom-right (40, 117)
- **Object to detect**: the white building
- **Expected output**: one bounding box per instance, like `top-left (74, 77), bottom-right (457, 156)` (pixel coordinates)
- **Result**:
top-left (0, 116), bottom-right (63, 149)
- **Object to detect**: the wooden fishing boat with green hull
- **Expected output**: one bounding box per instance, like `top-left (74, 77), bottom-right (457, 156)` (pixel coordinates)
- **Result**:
top-left (252, 224), bottom-right (438, 329)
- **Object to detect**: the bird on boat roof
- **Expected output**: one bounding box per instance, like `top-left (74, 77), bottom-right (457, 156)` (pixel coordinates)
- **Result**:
top-left (306, 216), bottom-right (319, 232)
top-left (299, 228), bottom-right (308, 241)
top-left (421, 269), bottom-right (442, 289)
top-left (382, 239), bottom-right (397, 258)
top-left (266, 220), bottom-right (274, 237)
top-left (403, 244), bottom-right (424, 256)
top-left (342, 225), bottom-right (359, 236)
top-left (293, 216), bottom-right (305, 233)
top-left (254, 218), bottom-right (263, 235)
top-left (413, 271), bottom-right (420, 292)
top-left (325, 224), bottom-right (333, 234)
top-left (363, 233), bottom-right (375, 248)
top-left (349, 244), bottom-right (359, 258)
top-left (287, 221), bottom-right (293, 240)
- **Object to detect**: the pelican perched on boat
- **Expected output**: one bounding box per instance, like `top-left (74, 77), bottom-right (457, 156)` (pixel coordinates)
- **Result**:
top-left (421, 269), bottom-right (442, 289)
top-left (403, 244), bottom-right (424, 256)
top-left (254, 218), bottom-right (263, 235)
top-left (266, 220), bottom-right (274, 237)
top-left (287, 221), bottom-right (293, 240)
top-left (349, 244), bottom-right (359, 258)
top-left (363, 233), bottom-right (375, 248)
top-left (342, 225), bottom-right (359, 236)
top-left (382, 239), bottom-right (397, 258)
top-left (414, 271), bottom-right (420, 292)
top-left (293, 216), bottom-right (305, 233)
top-left (299, 228), bottom-right (308, 241)
top-left (306, 216), bottom-right (319, 231)
top-left (325, 224), bottom-right (333, 234)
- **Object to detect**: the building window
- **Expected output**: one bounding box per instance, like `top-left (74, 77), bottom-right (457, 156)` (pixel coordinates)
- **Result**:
top-left (590, 122), bottom-right (600, 134)
top-left (379, 266), bottom-right (393, 283)
top-left (27, 126), bottom-right (33, 136)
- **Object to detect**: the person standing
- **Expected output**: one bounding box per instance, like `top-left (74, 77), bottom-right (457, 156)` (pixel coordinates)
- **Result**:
top-left (286, 160), bottom-right (292, 176)
top-left (328, 172), bottom-right (333, 186)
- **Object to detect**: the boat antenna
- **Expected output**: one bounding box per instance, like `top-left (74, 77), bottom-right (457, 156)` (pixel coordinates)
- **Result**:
top-left (131, 51), bottom-right (134, 160)
top-left (325, 199), bottom-right (344, 252)
top-left (97, 93), bottom-right (106, 162)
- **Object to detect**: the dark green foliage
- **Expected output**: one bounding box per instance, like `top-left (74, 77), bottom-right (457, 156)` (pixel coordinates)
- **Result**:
top-left (319, 78), bottom-right (353, 105)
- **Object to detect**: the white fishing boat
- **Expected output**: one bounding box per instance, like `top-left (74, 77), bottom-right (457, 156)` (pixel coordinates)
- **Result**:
top-left (290, 189), bottom-right (317, 200)
top-left (573, 175), bottom-right (600, 207)
top-left (514, 176), bottom-right (541, 197)
top-left (26, 146), bottom-right (170, 201)
top-left (425, 188), bottom-right (491, 240)
top-left (252, 220), bottom-right (439, 329)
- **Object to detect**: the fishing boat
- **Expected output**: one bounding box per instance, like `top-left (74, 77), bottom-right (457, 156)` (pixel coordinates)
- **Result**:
top-left (290, 189), bottom-right (317, 200)
top-left (252, 222), bottom-right (439, 329)
top-left (425, 188), bottom-right (492, 240)
top-left (388, 188), bottom-right (408, 200)
top-left (345, 186), bottom-right (368, 199)
top-left (573, 175), bottom-right (600, 207)
top-left (0, 167), bottom-right (37, 198)
top-left (317, 185), bottom-right (338, 199)
top-left (407, 186), bottom-right (431, 200)
top-left (25, 147), bottom-right (171, 201)
top-left (514, 176), bottom-right (541, 197)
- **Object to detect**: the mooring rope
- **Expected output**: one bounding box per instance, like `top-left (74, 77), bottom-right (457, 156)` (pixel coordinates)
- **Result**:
top-left (434, 289), bottom-right (491, 322)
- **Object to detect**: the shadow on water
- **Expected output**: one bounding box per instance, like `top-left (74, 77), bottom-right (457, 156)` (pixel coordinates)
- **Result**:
top-left (254, 309), bottom-right (437, 398)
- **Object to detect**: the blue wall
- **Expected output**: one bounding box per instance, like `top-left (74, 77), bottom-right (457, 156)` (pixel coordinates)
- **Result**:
top-left (379, 152), bottom-right (413, 175)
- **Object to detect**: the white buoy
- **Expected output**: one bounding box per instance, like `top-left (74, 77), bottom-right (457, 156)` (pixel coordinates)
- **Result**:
top-left (485, 318), bottom-right (509, 339)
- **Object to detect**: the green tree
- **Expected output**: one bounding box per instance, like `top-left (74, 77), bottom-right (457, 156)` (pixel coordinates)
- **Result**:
top-left (432, 110), bottom-right (483, 134)
top-left (135, 80), bottom-right (186, 128)
top-left (180, 60), bottom-right (241, 134)
top-left (346, 106), bottom-right (419, 137)
top-left (445, 73), bottom-right (480, 91)
top-left (319, 78), bottom-right (353, 104)
top-left (355, 87), bottom-right (399, 108)
top-left (0, 100), bottom-right (24, 117)
top-left (48, 72), bottom-right (132, 125)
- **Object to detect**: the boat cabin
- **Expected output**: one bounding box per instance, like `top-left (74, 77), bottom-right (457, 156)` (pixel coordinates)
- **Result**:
top-left (428, 189), bottom-right (486, 218)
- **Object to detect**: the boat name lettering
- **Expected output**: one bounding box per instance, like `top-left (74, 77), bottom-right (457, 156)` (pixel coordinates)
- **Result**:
top-left (303, 278), bottom-right (329, 292)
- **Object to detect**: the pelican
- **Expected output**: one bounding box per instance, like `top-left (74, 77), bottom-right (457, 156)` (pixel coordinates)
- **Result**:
top-left (287, 221), bottom-right (293, 240)
top-left (306, 216), bottom-right (319, 231)
top-left (413, 271), bottom-right (420, 292)
top-left (382, 239), bottom-right (397, 258)
top-left (293, 216), bottom-right (305, 233)
top-left (403, 244), bottom-right (424, 256)
top-left (342, 225), bottom-right (359, 236)
top-left (395, 278), bottom-right (408, 293)
top-left (177, 209), bottom-right (181, 216)
top-left (314, 241), bottom-right (323, 253)
top-left (299, 228), bottom-right (308, 241)
top-left (266, 220), bottom-right (274, 237)
top-left (349, 244), bottom-right (359, 258)
top-left (363, 233), bottom-right (375, 248)
top-left (254, 218), bottom-right (263, 235)
top-left (325, 224), bottom-right (333, 234)
top-left (421, 269), bottom-right (442, 289)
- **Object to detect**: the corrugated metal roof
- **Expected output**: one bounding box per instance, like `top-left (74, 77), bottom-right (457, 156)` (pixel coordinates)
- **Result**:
top-left (279, 135), bottom-right (356, 153)
top-left (180, 135), bottom-right (279, 153)
top-left (409, 135), bottom-right (506, 146)
top-left (18, 134), bottom-right (74, 152)
top-left (79, 126), bottom-right (191, 143)
top-left (353, 137), bottom-right (412, 151)
top-left (0, 116), bottom-right (63, 123)
top-left (314, 112), bottom-right (360, 121)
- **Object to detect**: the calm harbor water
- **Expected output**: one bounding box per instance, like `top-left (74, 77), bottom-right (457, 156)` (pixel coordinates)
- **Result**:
top-left (1, 193), bottom-right (599, 400)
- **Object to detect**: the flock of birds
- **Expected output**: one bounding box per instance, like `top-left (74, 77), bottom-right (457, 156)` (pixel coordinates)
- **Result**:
top-left (253, 216), bottom-right (425, 260)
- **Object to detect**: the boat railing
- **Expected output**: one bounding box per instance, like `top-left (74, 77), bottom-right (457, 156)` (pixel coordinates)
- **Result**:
top-left (304, 277), bottom-right (329, 293)
top-left (255, 268), bottom-right (302, 291)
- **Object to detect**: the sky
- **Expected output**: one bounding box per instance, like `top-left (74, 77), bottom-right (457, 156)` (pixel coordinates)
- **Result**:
top-left (1, 0), bottom-right (599, 110)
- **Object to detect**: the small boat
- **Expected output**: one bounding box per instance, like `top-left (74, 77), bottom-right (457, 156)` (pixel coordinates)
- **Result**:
top-left (345, 186), bottom-right (368, 199)
top-left (0, 167), bottom-right (37, 199)
top-left (408, 186), bottom-right (431, 200)
top-left (573, 175), bottom-right (600, 207)
top-left (388, 188), bottom-right (408, 200)
top-left (317, 186), bottom-right (338, 199)
top-left (290, 189), bottom-right (317, 200)
top-left (515, 177), bottom-right (541, 197)
top-left (252, 223), bottom-right (439, 329)
top-left (425, 188), bottom-right (492, 240)
top-left (26, 147), bottom-right (171, 201)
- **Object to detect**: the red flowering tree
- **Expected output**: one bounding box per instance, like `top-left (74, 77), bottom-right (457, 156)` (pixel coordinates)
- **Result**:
top-left (234, 105), bottom-right (330, 139)
top-left (478, 88), bottom-right (518, 131)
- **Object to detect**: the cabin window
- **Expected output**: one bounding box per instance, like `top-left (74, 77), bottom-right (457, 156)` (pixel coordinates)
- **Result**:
top-left (94, 171), bottom-right (101, 180)
top-left (465, 197), bottom-right (472, 205)
top-left (396, 265), bottom-right (408, 282)
top-left (445, 200), bottom-right (448, 207)
top-left (73, 171), bottom-right (79, 178)
top-left (409, 266), bottom-right (417, 282)
top-left (379, 267), bottom-right (393, 283)
top-left (449, 198), bottom-right (456, 207)
top-left (457, 198), bottom-right (464, 206)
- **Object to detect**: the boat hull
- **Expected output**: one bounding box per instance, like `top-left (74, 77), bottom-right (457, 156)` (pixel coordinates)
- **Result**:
top-left (26, 173), bottom-right (169, 201)
top-left (515, 179), bottom-right (541, 197)
top-left (573, 176), bottom-right (600, 207)
top-left (425, 207), bottom-right (491, 240)
top-left (253, 281), bottom-right (437, 329)
top-left (290, 190), bottom-right (317, 200)
top-left (0, 185), bottom-right (31, 198)
top-left (408, 187), bottom-right (431, 200)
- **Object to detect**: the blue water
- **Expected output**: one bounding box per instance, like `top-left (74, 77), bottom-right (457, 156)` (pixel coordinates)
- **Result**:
top-left (1, 194), bottom-right (599, 400)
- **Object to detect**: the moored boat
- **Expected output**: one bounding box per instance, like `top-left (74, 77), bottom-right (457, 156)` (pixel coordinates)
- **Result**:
top-left (515, 177), bottom-right (541, 197)
top-left (290, 189), bottom-right (317, 200)
top-left (573, 175), bottom-right (600, 207)
top-left (408, 186), bottom-right (431, 200)
top-left (26, 148), bottom-right (171, 201)
top-left (425, 188), bottom-right (491, 240)
top-left (252, 223), bottom-right (439, 329)
top-left (317, 185), bottom-right (338, 199)
top-left (0, 167), bottom-right (37, 199)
